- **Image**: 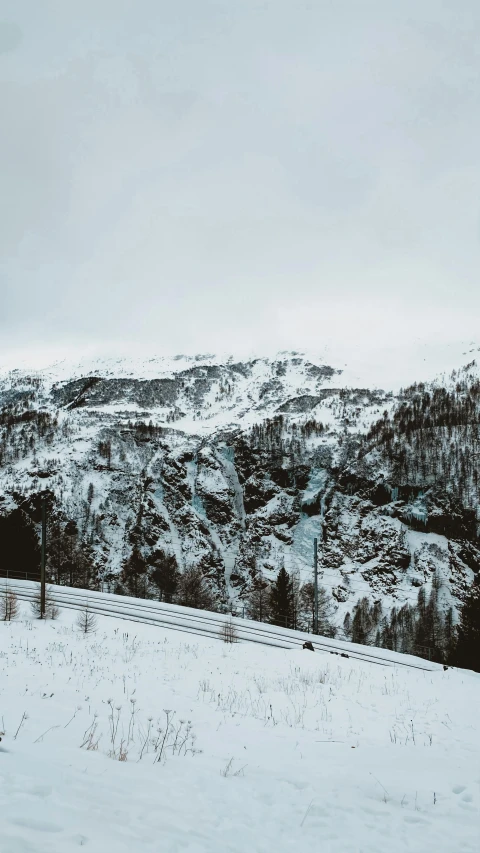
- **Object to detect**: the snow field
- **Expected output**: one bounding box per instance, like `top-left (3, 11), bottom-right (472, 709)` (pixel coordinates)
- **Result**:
top-left (0, 605), bottom-right (479, 853)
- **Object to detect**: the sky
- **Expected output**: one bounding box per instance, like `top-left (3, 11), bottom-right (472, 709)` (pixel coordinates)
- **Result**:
top-left (1, 0), bottom-right (480, 372)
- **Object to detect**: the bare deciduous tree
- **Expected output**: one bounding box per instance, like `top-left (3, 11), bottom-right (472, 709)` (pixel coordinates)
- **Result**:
top-left (30, 585), bottom-right (60, 620)
top-left (1, 584), bottom-right (18, 621)
top-left (221, 617), bottom-right (238, 644)
top-left (246, 575), bottom-right (270, 623)
top-left (177, 566), bottom-right (215, 611)
top-left (76, 605), bottom-right (98, 634)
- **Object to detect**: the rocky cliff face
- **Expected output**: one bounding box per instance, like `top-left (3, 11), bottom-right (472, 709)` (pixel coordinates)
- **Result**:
top-left (0, 352), bottom-right (478, 628)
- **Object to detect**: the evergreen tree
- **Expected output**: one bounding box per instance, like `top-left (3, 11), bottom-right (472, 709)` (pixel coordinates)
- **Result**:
top-left (414, 574), bottom-right (444, 660)
top-left (269, 566), bottom-right (294, 628)
top-left (414, 586), bottom-right (428, 649)
top-left (444, 607), bottom-right (456, 663)
top-left (380, 611), bottom-right (398, 650)
top-left (453, 580), bottom-right (480, 672)
top-left (47, 518), bottom-right (86, 585)
top-left (48, 517), bottom-right (93, 589)
top-left (343, 612), bottom-right (352, 639)
top-left (351, 597), bottom-right (377, 644)
top-left (149, 549), bottom-right (179, 602)
top-left (395, 603), bottom-right (416, 654)
top-left (121, 547), bottom-right (147, 598)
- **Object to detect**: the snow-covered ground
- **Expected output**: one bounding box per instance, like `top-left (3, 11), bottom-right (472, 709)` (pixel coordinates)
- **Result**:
top-left (1, 605), bottom-right (479, 853)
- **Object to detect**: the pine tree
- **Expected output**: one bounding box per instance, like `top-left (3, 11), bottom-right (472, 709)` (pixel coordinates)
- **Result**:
top-left (121, 547), bottom-right (147, 598)
top-left (149, 550), bottom-right (179, 602)
top-left (414, 586), bottom-right (428, 649)
top-left (414, 574), bottom-right (444, 661)
top-left (444, 607), bottom-right (456, 663)
top-left (269, 567), bottom-right (294, 628)
top-left (351, 597), bottom-right (376, 644)
top-left (46, 517), bottom-right (93, 589)
top-left (396, 603), bottom-right (416, 654)
top-left (379, 615), bottom-right (394, 650)
top-left (427, 572), bottom-right (444, 659)
top-left (453, 580), bottom-right (480, 672)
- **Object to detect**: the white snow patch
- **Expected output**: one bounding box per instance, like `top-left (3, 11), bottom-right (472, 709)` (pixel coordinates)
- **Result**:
top-left (0, 606), bottom-right (478, 853)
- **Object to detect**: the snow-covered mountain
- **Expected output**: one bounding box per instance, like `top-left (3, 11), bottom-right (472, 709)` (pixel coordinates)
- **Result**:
top-left (0, 349), bottom-right (479, 637)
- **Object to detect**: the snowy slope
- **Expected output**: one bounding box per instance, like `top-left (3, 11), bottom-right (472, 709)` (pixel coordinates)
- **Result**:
top-left (0, 604), bottom-right (479, 853)
top-left (5, 579), bottom-right (440, 668)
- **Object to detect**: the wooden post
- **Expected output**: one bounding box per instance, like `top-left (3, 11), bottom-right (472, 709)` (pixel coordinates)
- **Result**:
top-left (40, 498), bottom-right (46, 618)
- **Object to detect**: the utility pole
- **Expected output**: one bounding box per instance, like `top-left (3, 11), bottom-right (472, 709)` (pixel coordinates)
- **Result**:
top-left (40, 497), bottom-right (46, 618)
top-left (313, 537), bottom-right (318, 634)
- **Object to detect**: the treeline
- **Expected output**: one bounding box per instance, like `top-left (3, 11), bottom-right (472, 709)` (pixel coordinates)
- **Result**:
top-left (363, 378), bottom-right (480, 507)
top-left (300, 419), bottom-right (326, 438)
top-left (119, 547), bottom-right (218, 610)
top-left (368, 380), bottom-right (480, 444)
top-left (120, 555), bottom-right (336, 635)
top-left (0, 402), bottom-right (57, 434)
top-left (125, 420), bottom-right (170, 440)
top-left (0, 505), bottom-right (95, 587)
top-left (46, 516), bottom-right (96, 587)
top-left (250, 415), bottom-right (285, 453)
top-left (2, 505), bottom-right (478, 671)
top-left (343, 573), bottom-right (480, 671)
top-left (0, 405), bottom-right (60, 467)
top-left (243, 566), bottom-right (336, 635)
top-left (250, 415), bottom-right (327, 450)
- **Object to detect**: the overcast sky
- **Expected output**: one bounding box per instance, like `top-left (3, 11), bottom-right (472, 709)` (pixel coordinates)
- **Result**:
top-left (1, 0), bottom-right (480, 369)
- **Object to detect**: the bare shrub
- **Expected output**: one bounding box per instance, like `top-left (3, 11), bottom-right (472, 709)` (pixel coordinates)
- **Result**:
top-left (1, 585), bottom-right (18, 621)
top-left (221, 617), bottom-right (238, 644)
top-left (76, 605), bottom-right (98, 634)
top-left (30, 585), bottom-right (60, 620)
top-left (118, 739), bottom-right (128, 761)
top-left (14, 711), bottom-right (28, 739)
top-left (98, 703), bottom-right (198, 764)
top-left (221, 757), bottom-right (247, 777)
top-left (176, 566), bottom-right (215, 611)
top-left (151, 710), bottom-right (198, 764)
top-left (80, 717), bottom-right (100, 751)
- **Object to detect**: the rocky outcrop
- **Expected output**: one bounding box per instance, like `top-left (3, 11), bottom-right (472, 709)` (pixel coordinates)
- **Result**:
top-left (0, 353), bottom-right (478, 624)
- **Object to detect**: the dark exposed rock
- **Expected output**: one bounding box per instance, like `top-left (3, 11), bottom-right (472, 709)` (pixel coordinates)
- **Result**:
top-left (1, 352), bottom-right (478, 620)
